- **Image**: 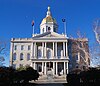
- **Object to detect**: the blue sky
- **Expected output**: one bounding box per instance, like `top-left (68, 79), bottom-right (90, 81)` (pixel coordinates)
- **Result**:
top-left (0, 0), bottom-right (100, 66)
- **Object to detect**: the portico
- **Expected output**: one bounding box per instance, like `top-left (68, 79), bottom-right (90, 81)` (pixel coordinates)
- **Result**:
top-left (30, 40), bottom-right (69, 76)
top-left (31, 60), bottom-right (69, 76)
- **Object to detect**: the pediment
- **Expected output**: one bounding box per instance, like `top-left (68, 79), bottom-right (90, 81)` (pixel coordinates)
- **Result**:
top-left (33, 32), bottom-right (66, 39)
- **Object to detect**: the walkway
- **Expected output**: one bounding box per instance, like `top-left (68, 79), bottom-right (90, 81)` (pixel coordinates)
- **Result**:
top-left (35, 83), bottom-right (64, 86)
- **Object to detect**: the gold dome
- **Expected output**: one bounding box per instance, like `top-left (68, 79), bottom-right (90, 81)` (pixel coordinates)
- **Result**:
top-left (41, 7), bottom-right (57, 25)
top-left (41, 15), bottom-right (57, 25)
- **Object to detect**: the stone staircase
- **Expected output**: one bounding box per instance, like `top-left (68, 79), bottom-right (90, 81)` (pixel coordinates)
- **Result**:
top-left (30, 70), bottom-right (67, 83)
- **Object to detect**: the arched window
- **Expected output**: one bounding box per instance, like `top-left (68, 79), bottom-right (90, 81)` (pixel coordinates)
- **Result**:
top-left (38, 49), bottom-right (42, 59)
top-left (27, 53), bottom-right (30, 61)
top-left (48, 27), bottom-right (51, 32)
top-left (48, 27), bottom-right (51, 30)
top-left (13, 53), bottom-right (16, 61)
top-left (42, 28), bottom-right (44, 33)
top-left (47, 50), bottom-right (51, 59)
top-left (20, 53), bottom-right (23, 60)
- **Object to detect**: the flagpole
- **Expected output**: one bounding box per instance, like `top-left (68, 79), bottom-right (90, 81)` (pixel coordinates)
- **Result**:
top-left (32, 20), bottom-right (34, 37)
top-left (64, 20), bottom-right (66, 37)
top-left (62, 19), bottom-right (67, 37)
top-left (32, 25), bottom-right (34, 37)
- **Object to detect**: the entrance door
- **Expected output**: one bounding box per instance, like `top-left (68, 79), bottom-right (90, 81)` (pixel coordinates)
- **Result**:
top-left (47, 62), bottom-right (53, 80)
top-left (47, 62), bottom-right (53, 71)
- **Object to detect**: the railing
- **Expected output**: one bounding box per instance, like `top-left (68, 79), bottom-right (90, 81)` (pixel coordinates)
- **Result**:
top-left (31, 56), bottom-right (69, 59)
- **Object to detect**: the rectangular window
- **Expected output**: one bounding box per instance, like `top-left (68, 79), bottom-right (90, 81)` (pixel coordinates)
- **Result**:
top-left (27, 53), bottom-right (30, 60)
top-left (20, 53), bottom-right (23, 60)
top-left (21, 45), bottom-right (24, 50)
top-left (14, 45), bottom-right (17, 50)
top-left (76, 54), bottom-right (78, 60)
top-left (28, 45), bottom-right (31, 50)
top-left (13, 53), bottom-right (16, 61)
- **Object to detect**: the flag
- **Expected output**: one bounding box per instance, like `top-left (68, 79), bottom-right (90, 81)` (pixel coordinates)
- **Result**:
top-left (62, 19), bottom-right (66, 22)
top-left (32, 20), bottom-right (34, 26)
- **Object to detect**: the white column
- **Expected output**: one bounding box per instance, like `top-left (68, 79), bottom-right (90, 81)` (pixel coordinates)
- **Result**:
top-left (42, 62), bottom-right (44, 74)
top-left (66, 62), bottom-right (68, 74)
top-left (53, 42), bottom-right (54, 59)
top-left (45, 42), bottom-right (47, 59)
top-left (63, 42), bottom-right (65, 58)
top-left (34, 42), bottom-right (36, 59)
top-left (42, 42), bottom-right (44, 58)
top-left (55, 42), bottom-right (57, 58)
top-left (64, 62), bottom-right (66, 75)
top-left (56, 62), bottom-right (58, 75)
top-left (31, 43), bottom-right (34, 59)
top-left (44, 62), bottom-right (47, 75)
top-left (33, 62), bottom-right (36, 69)
top-left (53, 62), bottom-right (55, 75)
top-left (66, 42), bottom-right (68, 58)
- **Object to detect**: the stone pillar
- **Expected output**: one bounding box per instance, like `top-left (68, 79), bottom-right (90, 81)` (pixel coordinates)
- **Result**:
top-left (45, 42), bottom-right (47, 59)
top-left (53, 42), bottom-right (54, 59)
top-left (63, 42), bottom-right (65, 58)
top-left (66, 42), bottom-right (68, 58)
top-left (42, 62), bottom-right (44, 74)
top-left (64, 62), bottom-right (66, 75)
top-left (42, 42), bottom-right (44, 58)
top-left (56, 62), bottom-right (58, 75)
top-left (31, 43), bottom-right (34, 59)
top-left (66, 62), bottom-right (68, 74)
top-left (33, 62), bottom-right (36, 69)
top-left (55, 42), bottom-right (57, 59)
top-left (34, 42), bottom-right (36, 59)
top-left (44, 62), bottom-right (47, 75)
top-left (53, 62), bottom-right (55, 75)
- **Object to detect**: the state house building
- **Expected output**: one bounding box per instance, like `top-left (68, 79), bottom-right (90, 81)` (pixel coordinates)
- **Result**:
top-left (10, 7), bottom-right (90, 79)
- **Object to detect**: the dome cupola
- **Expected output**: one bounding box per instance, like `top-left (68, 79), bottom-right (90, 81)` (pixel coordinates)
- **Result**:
top-left (40, 6), bottom-right (58, 34)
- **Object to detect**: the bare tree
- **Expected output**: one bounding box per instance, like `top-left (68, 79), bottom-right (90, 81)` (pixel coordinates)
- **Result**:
top-left (90, 42), bottom-right (100, 67)
top-left (93, 19), bottom-right (100, 44)
top-left (0, 40), bottom-right (7, 66)
top-left (91, 19), bottom-right (100, 67)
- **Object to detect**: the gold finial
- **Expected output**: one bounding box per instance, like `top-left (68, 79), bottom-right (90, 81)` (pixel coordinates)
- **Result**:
top-left (48, 6), bottom-right (50, 11)
top-left (46, 6), bottom-right (51, 17)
